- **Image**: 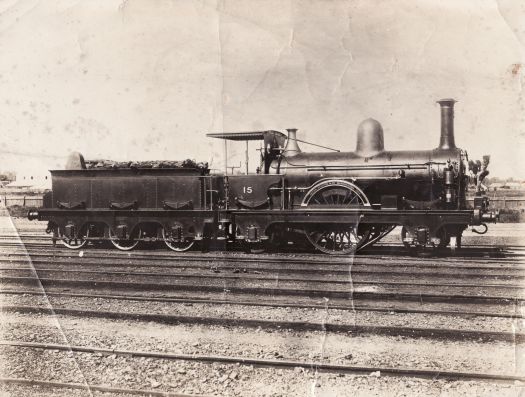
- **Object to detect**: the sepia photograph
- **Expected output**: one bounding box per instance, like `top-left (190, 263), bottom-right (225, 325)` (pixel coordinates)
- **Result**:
top-left (0, 0), bottom-right (524, 396)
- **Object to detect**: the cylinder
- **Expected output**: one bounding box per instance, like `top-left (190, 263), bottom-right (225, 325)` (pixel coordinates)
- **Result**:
top-left (437, 99), bottom-right (457, 150)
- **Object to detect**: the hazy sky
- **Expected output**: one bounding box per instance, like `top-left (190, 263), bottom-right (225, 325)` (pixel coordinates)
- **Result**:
top-left (0, 0), bottom-right (523, 177)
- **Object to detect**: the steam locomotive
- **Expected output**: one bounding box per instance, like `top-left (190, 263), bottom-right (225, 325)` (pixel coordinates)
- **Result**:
top-left (28, 99), bottom-right (497, 255)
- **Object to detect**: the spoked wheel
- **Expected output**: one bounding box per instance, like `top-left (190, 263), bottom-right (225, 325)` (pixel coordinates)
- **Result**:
top-left (162, 228), bottom-right (195, 252)
top-left (109, 229), bottom-right (140, 251)
top-left (401, 226), bottom-right (450, 249)
top-left (305, 225), bottom-right (362, 255)
top-left (85, 223), bottom-right (107, 248)
top-left (301, 180), bottom-right (370, 255)
top-left (61, 235), bottom-right (88, 250)
top-left (60, 225), bottom-right (88, 250)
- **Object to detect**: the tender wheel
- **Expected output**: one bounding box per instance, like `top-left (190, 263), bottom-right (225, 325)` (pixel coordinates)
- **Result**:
top-left (162, 228), bottom-right (194, 252)
top-left (60, 226), bottom-right (88, 250)
top-left (109, 229), bottom-right (139, 251)
top-left (61, 236), bottom-right (87, 250)
top-left (301, 180), bottom-right (370, 255)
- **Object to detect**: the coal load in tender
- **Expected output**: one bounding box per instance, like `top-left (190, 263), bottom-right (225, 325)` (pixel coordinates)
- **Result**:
top-left (84, 159), bottom-right (208, 170)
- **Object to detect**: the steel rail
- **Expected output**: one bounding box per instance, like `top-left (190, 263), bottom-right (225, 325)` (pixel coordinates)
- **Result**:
top-left (2, 289), bottom-right (522, 319)
top-left (0, 239), bottom-right (520, 260)
top-left (2, 276), bottom-right (523, 304)
top-left (2, 252), bottom-right (521, 272)
top-left (0, 377), bottom-right (197, 397)
top-left (0, 239), bottom-right (519, 261)
top-left (1, 340), bottom-right (523, 383)
top-left (1, 305), bottom-right (522, 342)
top-left (1, 267), bottom-right (524, 290)
top-left (1, 247), bottom-right (522, 269)
top-left (2, 260), bottom-right (523, 281)
top-left (0, 269), bottom-right (525, 299)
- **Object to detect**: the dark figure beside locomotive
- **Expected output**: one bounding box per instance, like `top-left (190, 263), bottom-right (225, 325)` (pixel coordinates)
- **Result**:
top-left (28, 99), bottom-right (497, 255)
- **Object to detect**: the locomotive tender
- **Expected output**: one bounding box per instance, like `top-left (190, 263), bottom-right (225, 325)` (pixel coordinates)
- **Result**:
top-left (28, 99), bottom-right (497, 254)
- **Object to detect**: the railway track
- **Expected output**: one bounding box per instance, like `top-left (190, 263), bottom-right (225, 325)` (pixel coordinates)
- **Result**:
top-left (2, 245), bottom-right (524, 269)
top-left (0, 238), bottom-right (521, 259)
top-left (2, 263), bottom-right (523, 286)
top-left (2, 305), bottom-right (523, 342)
top-left (2, 266), bottom-right (524, 290)
top-left (0, 377), bottom-right (194, 397)
top-left (2, 340), bottom-right (523, 384)
top-left (2, 289), bottom-right (522, 319)
top-left (2, 275), bottom-right (524, 302)
top-left (2, 252), bottom-right (524, 274)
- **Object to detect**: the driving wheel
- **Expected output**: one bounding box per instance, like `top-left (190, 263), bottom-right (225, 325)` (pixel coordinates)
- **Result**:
top-left (302, 180), bottom-right (370, 255)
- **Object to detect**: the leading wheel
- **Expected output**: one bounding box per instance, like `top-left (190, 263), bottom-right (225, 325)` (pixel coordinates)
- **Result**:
top-left (162, 228), bottom-right (195, 252)
top-left (302, 180), bottom-right (370, 255)
top-left (401, 226), bottom-right (450, 249)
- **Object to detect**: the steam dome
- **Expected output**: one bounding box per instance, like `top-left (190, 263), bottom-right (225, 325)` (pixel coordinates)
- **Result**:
top-left (355, 118), bottom-right (384, 157)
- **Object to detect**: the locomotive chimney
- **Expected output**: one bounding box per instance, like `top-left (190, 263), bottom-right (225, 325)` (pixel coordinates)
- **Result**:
top-left (437, 98), bottom-right (457, 150)
top-left (282, 128), bottom-right (301, 156)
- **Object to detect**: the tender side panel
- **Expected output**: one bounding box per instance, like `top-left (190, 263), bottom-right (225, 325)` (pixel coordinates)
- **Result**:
top-left (52, 175), bottom-right (91, 208)
top-left (51, 172), bottom-right (204, 210)
top-left (157, 176), bottom-right (203, 209)
top-left (91, 176), bottom-right (157, 209)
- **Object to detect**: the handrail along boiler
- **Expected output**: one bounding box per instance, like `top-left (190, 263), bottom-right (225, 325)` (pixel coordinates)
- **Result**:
top-left (28, 99), bottom-right (497, 254)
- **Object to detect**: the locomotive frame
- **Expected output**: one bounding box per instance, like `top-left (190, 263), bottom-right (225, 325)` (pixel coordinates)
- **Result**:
top-left (28, 98), bottom-right (498, 255)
